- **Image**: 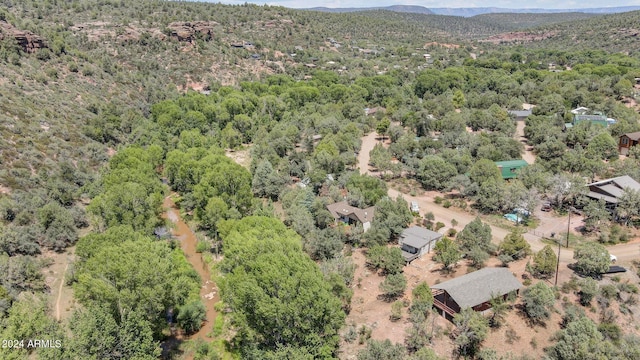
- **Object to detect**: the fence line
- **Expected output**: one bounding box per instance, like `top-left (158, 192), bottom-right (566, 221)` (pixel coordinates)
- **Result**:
top-left (527, 229), bottom-right (547, 238)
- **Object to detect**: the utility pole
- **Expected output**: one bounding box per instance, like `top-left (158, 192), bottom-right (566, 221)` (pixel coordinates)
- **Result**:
top-left (557, 207), bottom-right (574, 286)
top-left (555, 241), bottom-right (560, 287)
top-left (566, 208), bottom-right (572, 248)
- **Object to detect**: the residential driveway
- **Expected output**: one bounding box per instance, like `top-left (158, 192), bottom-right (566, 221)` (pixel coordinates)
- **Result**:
top-left (358, 131), bottom-right (380, 176)
top-left (515, 120), bottom-right (537, 164)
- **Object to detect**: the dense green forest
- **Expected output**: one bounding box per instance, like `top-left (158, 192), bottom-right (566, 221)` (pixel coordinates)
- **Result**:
top-left (1, 0), bottom-right (640, 359)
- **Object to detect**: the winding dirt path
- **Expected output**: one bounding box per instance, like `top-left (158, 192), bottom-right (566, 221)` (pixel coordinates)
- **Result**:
top-left (55, 262), bottom-right (69, 321)
top-left (161, 195), bottom-right (219, 358)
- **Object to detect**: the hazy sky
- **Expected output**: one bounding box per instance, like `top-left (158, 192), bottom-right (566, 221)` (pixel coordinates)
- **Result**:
top-left (212, 0), bottom-right (640, 10)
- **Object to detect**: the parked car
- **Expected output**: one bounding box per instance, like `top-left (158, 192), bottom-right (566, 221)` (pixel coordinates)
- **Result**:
top-left (504, 213), bottom-right (523, 223)
top-left (410, 201), bottom-right (419, 213)
top-left (541, 202), bottom-right (552, 212)
top-left (610, 254), bottom-right (617, 263)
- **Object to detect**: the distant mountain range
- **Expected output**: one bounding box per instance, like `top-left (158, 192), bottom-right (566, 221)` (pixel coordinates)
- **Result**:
top-left (307, 5), bottom-right (434, 15)
top-left (306, 5), bottom-right (640, 17)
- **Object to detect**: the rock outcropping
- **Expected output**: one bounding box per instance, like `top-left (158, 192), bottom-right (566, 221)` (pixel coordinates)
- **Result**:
top-left (167, 21), bottom-right (216, 42)
top-left (0, 21), bottom-right (47, 53)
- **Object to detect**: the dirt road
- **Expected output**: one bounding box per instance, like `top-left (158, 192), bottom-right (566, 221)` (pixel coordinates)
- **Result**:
top-left (515, 120), bottom-right (536, 164)
top-left (358, 132), bottom-right (379, 176)
top-left (357, 132), bottom-right (640, 266)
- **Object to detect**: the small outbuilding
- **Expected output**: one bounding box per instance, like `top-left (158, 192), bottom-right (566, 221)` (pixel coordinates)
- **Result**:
top-left (399, 226), bottom-right (442, 264)
top-left (507, 109), bottom-right (532, 120)
top-left (495, 159), bottom-right (528, 179)
top-left (432, 267), bottom-right (522, 321)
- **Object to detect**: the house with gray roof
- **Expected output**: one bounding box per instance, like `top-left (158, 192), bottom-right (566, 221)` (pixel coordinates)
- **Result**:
top-left (326, 201), bottom-right (375, 232)
top-left (586, 175), bottom-right (640, 205)
top-left (399, 226), bottom-right (442, 264)
top-left (507, 109), bottom-right (532, 120)
top-left (432, 267), bottom-right (522, 320)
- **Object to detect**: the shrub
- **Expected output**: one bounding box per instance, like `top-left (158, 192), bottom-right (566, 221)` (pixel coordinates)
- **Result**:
top-left (177, 301), bottom-right (206, 334)
top-left (379, 273), bottom-right (407, 300)
top-left (390, 301), bottom-right (403, 321)
top-left (522, 282), bottom-right (555, 323)
top-left (195, 241), bottom-right (210, 253)
top-left (578, 278), bottom-right (598, 306)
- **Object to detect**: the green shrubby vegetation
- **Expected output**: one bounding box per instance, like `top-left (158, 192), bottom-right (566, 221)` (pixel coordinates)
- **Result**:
top-left (218, 216), bottom-right (345, 358)
top-left (1, 1), bottom-right (640, 358)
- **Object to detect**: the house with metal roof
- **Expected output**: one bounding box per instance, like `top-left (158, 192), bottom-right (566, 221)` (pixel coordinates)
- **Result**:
top-left (326, 201), bottom-right (375, 232)
top-left (432, 267), bottom-right (522, 320)
top-left (586, 175), bottom-right (640, 205)
top-left (507, 109), bottom-right (532, 120)
top-left (399, 226), bottom-right (442, 264)
top-left (570, 106), bottom-right (590, 115)
top-left (495, 159), bottom-right (528, 179)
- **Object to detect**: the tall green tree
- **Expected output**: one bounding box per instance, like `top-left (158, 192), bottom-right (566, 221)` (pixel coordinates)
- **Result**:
top-left (68, 304), bottom-right (160, 360)
top-left (499, 229), bottom-right (531, 261)
top-left (433, 237), bottom-right (461, 271)
top-left (616, 188), bottom-right (640, 226)
top-left (346, 174), bottom-right (387, 207)
top-left (468, 159), bottom-right (502, 186)
top-left (586, 132), bottom-right (618, 161)
top-left (546, 316), bottom-right (611, 360)
top-left (417, 155), bottom-right (458, 191)
top-left (531, 245), bottom-right (558, 279)
top-left (252, 160), bottom-right (285, 200)
top-left (573, 242), bottom-right (610, 277)
top-left (456, 217), bottom-right (493, 255)
top-left (220, 216), bottom-right (345, 357)
top-left (474, 178), bottom-right (506, 213)
top-left (74, 236), bottom-right (201, 335)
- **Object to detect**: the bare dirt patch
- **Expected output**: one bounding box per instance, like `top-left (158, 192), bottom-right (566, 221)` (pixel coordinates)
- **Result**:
top-left (480, 31), bottom-right (559, 45)
top-left (41, 248), bottom-right (77, 322)
top-left (340, 249), bottom-right (564, 359)
top-left (225, 145), bottom-right (252, 169)
top-left (0, 184), bottom-right (11, 194)
top-left (341, 249), bottom-right (412, 353)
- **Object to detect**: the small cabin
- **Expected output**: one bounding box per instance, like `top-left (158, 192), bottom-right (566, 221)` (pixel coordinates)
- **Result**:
top-left (432, 267), bottom-right (522, 321)
top-left (619, 131), bottom-right (640, 155)
top-left (399, 226), bottom-right (442, 264)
